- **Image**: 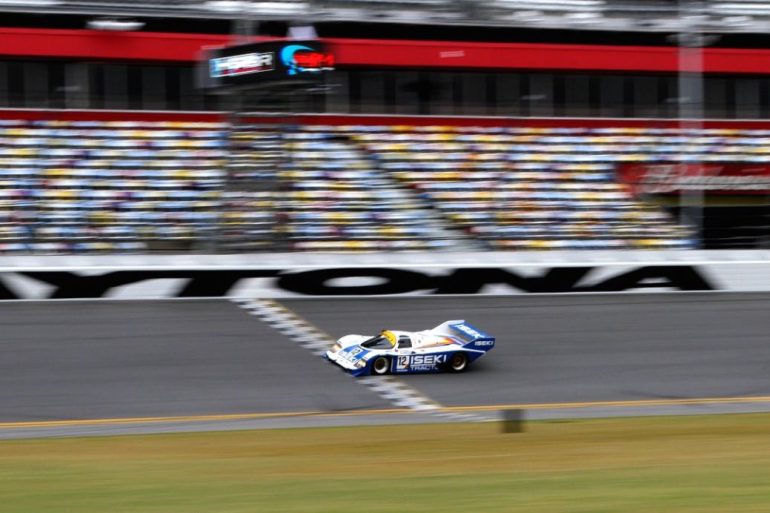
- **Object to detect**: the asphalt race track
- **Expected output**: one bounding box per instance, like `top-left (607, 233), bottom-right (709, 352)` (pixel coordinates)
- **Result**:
top-left (0, 300), bottom-right (389, 422)
top-left (284, 294), bottom-right (770, 407)
top-left (1, 293), bottom-right (770, 437)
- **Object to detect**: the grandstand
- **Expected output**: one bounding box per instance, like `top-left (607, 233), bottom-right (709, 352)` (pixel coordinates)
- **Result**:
top-left (0, 119), bottom-right (226, 253)
top-left (0, 0), bottom-right (769, 252)
top-left (14, 114), bottom-right (770, 252)
top-left (287, 123), bottom-right (692, 251)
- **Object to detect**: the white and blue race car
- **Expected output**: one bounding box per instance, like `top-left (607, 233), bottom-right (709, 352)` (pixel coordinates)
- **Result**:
top-left (326, 320), bottom-right (495, 376)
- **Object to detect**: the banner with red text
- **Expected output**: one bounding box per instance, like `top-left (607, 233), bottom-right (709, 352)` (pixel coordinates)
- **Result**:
top-left (617, 163), bottom-right (770, 195)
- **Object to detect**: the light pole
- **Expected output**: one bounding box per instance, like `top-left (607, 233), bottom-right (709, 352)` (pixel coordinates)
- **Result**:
top-left (676, 0), bottom-right (712, 248)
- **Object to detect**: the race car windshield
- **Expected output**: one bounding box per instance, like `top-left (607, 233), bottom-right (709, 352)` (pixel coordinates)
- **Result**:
top-left (361, 335), bottom-right (394, 350)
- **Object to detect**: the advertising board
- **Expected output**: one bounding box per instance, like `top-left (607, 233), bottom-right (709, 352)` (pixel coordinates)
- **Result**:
top-left (201, 40), bottom-right (334, 90)
top-left (617, 163), bottom-right (770, 196)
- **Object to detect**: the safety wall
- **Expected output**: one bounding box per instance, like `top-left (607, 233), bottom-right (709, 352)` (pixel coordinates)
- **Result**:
top-left (1, 251), bottom-right (770, 300)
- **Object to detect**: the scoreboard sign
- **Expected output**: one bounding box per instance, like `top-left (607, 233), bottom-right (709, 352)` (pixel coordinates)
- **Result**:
top-left (202, 40), bottom-right (334, 89)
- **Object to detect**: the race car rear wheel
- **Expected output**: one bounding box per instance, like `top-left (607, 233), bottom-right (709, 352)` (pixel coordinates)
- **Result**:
top-left (372, 356), bottom-right (390, 375)
top-left (449, 353), bottom-right (468, 373)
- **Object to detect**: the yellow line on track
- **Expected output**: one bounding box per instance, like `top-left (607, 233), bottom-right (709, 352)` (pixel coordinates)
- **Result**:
top-left (3, 395), bottom-right (770, 430)
top-left (442, 395), bottom-right (770, 412)
top-left (0, 408), bottom-right (413, 429)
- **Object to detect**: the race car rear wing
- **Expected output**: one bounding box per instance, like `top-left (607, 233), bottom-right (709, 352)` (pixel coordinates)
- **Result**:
top-left (432, 320), bottom-right (495, 351)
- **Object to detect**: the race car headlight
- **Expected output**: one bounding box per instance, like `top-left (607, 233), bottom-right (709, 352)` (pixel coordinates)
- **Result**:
top-left (355, 360), bottom-right (367, 368)
top-left (330, 343), bottom-right (341, 353)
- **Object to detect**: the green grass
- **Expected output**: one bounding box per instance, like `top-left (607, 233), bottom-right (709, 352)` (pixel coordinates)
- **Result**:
top-left (2, 414), bottom-right (770, 512)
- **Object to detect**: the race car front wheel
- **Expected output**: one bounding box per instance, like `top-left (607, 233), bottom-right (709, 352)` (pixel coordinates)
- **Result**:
top-left (372, 356), bottom-right (390, 375)
top-left (449, 353), bottom-right (468, 373)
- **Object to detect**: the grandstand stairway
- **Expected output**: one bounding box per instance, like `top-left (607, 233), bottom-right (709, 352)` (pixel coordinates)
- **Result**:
top-left (279, 126), bottom-right (475, 251)
top-left (220, 122), bottom-right (283, 252)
